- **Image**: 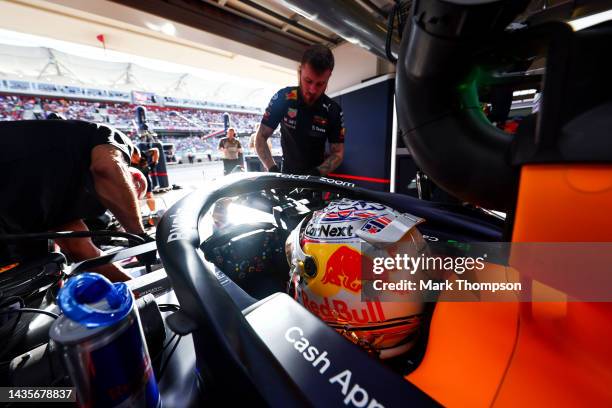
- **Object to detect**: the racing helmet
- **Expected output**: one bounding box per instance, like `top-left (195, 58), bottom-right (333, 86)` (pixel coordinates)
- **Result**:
top-left (286, 198), bottom-right (428, 359)
top-left (128, 167), bottom-right (148, 199)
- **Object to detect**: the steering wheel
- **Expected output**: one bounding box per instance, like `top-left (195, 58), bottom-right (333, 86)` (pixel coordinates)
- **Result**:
top-left (200, 221), bottom-right (278, 254)
top-left (156, 173), bottom-right (497, 405)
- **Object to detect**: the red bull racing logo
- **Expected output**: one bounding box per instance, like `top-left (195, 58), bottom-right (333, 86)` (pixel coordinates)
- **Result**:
top-left (301, 291), bottom-right (386, 323)
top-left (321, 246), bottom-right (363, 293)
top-left (286, 89), bottom-right (298, 100)
top-left (313, 115), bottom-right (328, 126)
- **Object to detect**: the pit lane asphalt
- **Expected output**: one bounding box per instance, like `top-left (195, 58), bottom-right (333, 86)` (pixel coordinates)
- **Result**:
top-left (167, 161), bottom-right (224, 189)
top-left (156, 161), bottom-right (225, 208)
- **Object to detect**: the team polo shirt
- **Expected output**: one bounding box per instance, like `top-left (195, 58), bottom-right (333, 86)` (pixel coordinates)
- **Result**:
top-left (261, 86), bottom-right (345, 174)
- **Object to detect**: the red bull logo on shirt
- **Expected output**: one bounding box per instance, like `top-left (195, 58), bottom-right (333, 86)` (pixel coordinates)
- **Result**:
top-left (286, 89), bottom-right (298, 100)
top-left (314, 115), bottom-right (328, 126)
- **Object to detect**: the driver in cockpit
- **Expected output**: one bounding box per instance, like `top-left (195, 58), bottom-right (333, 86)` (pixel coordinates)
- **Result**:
top-left (286, 198), bottom-right (428, 362)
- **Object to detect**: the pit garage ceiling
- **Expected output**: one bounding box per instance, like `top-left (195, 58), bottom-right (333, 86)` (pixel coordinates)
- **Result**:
top-left (2, 0), bottom-right (598, 96)
top-left (105, 0), bottom-right (400, 60)
top-left (0, 0), bottom-right (392, 76)
top-left (101, 0), bottom-right (612, 60)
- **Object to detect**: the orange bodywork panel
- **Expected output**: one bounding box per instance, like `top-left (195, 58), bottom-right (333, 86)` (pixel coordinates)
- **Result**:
top-left (406, 301), bottom-right (519, 407)
top-left (512, 165), bottom-right (612, 241)
top-left (407, 165), bottom-right (612, 406)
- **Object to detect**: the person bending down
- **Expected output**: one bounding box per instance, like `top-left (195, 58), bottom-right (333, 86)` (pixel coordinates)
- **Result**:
top-left (0, 120), bottom-right (149, 281)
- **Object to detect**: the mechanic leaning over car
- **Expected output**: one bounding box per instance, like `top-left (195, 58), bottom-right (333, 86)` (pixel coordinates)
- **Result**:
top-left (255, 44), bottom-right (345, 176)
top-left (0, 120), bottom-right (149, 282)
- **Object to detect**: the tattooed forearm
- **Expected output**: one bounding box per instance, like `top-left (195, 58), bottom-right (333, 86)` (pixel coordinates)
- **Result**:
top-left (317, 143), bottom-right (344, 176)
top-left (317, 155), bottom-right (342, 175)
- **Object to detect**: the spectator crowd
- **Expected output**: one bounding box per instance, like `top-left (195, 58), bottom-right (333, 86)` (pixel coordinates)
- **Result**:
top-left (0, 94), bottom-right (261, 132)
top-left (1, 93), bottom-right (280, 163)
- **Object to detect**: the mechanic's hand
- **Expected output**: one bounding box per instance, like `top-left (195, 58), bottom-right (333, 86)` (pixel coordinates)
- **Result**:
top-left (268, 164), bottom-right (280, 173)
top-left (135, 232), bottom-right (157, 266)
top-left (306, 167), bottom-right (321, 176)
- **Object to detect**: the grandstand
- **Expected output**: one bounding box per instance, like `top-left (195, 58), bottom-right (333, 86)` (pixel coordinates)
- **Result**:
top-left (0, 94), bottom-right (261, 132)
top-left (0, 37), bottom-right (286, 163)
top-left (0, 77), bottom-right (264, 115)
top-left (0, 93), bottom-right (281, 162)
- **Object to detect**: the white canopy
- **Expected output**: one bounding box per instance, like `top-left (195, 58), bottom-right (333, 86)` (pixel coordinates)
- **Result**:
top-left (0, 42), bottom-right (278, 108)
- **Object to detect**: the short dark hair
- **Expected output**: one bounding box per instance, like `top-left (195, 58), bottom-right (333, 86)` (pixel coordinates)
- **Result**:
top-left (301, 45), bottom-right (334, 73)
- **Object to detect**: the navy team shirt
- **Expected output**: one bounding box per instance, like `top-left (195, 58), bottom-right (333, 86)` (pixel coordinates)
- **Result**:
top-left (261, 86), bottom-right (345, 174)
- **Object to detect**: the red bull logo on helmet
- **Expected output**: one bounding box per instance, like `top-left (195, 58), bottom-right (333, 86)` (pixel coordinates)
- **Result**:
top-left (320, 246), bottom-right (362, 293)
top-left (301, 291), bottom-right (386, 324)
